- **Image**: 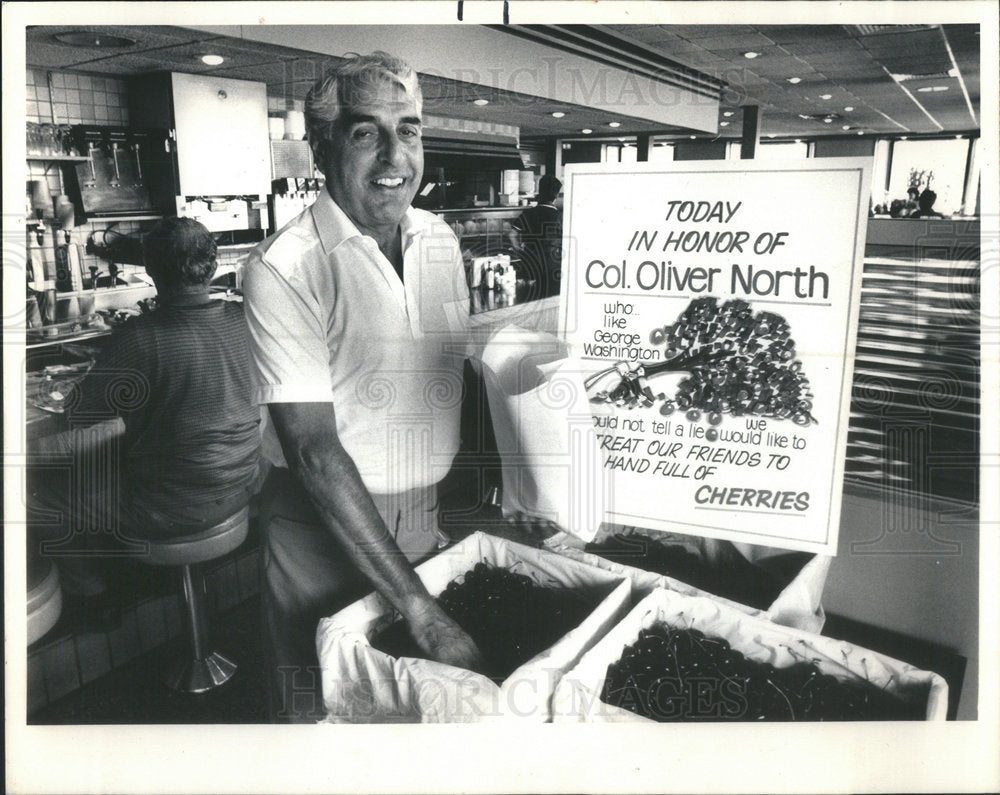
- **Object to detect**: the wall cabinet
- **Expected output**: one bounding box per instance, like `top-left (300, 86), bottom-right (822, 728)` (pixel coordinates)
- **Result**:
top-left (128, 72), bottom-right (270, 197)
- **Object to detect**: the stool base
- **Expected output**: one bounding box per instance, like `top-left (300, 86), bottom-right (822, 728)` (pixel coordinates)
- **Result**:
top-left (165, 651), bottom-right (237, 694)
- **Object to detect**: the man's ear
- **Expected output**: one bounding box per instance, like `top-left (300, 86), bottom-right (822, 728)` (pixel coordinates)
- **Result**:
top-left (205, 257), bottom-right (219, 284)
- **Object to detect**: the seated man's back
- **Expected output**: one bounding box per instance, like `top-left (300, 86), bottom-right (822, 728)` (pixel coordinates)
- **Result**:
top-left (28, 217), bottom-right (260, 622)
top-left (73, 298), bottom-right (260, 529)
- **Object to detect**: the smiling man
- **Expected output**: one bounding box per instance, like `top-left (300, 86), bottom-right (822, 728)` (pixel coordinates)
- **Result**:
top-left (242, 52), bottom-right (481, 721)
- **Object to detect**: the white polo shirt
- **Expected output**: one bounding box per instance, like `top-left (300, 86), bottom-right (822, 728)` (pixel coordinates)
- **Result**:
top-left (242, 190), bottom-right (471, 494)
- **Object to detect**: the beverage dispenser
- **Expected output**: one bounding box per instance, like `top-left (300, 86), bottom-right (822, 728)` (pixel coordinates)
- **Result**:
top-left (65, 126), bottom-right (175, 219)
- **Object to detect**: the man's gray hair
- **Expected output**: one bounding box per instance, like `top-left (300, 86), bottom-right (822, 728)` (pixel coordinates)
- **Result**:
top-left (305, 51), bottom-right (422, 153)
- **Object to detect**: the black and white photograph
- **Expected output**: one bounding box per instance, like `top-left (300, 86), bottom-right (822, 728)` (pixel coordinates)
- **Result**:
top-left (4, 1), bottom-right (998, 792)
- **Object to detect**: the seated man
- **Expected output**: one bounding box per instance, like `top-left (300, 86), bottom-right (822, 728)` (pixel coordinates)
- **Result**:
top-left (509, 175), bottom-right (563, 299)
top-left (28, 217), bottom-right (260, 627)
top-left (909, 188), bottom-right (944, 218)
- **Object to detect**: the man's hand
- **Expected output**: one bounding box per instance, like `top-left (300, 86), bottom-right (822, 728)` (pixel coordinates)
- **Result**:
top-left (407, 598), bottom-right (484, 672)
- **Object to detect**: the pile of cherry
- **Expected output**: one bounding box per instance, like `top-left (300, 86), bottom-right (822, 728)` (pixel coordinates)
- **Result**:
top-left (654, 297), bottom-right (815, 427)
top-left (585, 533), bottom-right (785, 611)
top-left (601, 624), bottom-right (924, 721)
top-left (595, 297), bottom-right (816, 426)
top-left (371, 562), bottom-right (600, 682)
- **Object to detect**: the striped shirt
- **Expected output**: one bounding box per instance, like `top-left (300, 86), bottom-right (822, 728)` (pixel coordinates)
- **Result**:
top-left (70, 299), bottom-right (260, 518)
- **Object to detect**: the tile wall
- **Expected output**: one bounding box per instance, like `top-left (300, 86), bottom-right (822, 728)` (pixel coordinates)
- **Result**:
top-left (24, 67), bottom-right (261, 283)
top-left (25, 68), bottom-right (149, 280)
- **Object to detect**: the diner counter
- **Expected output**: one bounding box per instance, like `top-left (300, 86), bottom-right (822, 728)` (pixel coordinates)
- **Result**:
top-left (25, 368), bottom-right (85, 441)
top-left (866, 216), bottom-right (980, 250)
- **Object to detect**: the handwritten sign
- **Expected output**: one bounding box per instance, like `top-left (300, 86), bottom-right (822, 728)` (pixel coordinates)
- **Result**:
top-left (559, 160), bottom-right (871, 554)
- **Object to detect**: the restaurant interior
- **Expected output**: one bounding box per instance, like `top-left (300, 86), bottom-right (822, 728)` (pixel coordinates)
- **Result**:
top-left (16, 18), bottom-right (986, 728)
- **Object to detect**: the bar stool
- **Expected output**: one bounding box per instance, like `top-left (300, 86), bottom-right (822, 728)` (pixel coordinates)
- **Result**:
top-left (27, 556), bottom-right (62, 646)
top-left (145, 507), bottom-right (249, 693)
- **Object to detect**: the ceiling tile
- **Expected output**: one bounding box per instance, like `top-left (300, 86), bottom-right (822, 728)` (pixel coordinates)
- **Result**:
top-left (20, 22), bottom-right (984, 140)
top-left (673, 26), bottom-right (761, 40)
top-left (759, 25), bottom-right (847, 44)
top-left (681, 32), bottom-right (776, 51)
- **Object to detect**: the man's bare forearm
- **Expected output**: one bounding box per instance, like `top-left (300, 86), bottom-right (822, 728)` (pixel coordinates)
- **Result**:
top-left (268, 401), bottom-right (483, 670)
top-left (269, 402), bottom-right (434, 619)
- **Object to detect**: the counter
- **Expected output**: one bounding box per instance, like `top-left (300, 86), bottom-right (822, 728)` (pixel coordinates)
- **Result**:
top-left (866, 216), bottom-right (980, 253)
top-left (435, 206), bottom-right (560, 319)
top-left (434, 206), bottom-right (523, 243)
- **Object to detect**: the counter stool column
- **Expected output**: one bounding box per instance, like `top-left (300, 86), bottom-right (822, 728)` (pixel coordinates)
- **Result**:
top-left (27, 557), bottom-right (63, 646)
top-left (144, 507), bottom-right (249, 694)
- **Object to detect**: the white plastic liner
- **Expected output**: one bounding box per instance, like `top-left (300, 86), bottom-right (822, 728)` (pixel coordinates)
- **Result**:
top-left (550, 542), bottom-right (763, 612)
top-left (315, 531), bottom-right (631, 723)
top-left (480, 326), bottom-right (609, 542)
top-left (549, 533), bottom-right (831, 634)
top-left (551, 588), bottom-right (948, 723)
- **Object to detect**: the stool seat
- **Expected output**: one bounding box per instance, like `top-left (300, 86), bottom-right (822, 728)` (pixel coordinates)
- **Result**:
top-left (141, 506), bottom-right (250, 693)
top-left (145, 507), bottom-right (250, 566)
top-left (27, 558), bottom-right (62, 646)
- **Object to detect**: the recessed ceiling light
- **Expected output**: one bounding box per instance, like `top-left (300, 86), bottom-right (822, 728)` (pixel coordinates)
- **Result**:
top-left (842, 125), bottom-right (852, 131)
top-left (844, 106), bottom-right (854, 112)
top-left (581, 128), bottom-right (593, 134)
top-left (723, 111), bottom-right (734, 118)
top-left (52, 31), bottom-right (137, 48)
top-left (787, 77), bottom-right (802, 84)
top-left (955, 134), bottom-right (963, 139)
top-left (551, 111), bottom-right (566, 118)
top-left (720, 121), bottom-right (730, 127)
top-left (472, 98), bottom-right (490, 106)
top-left (820, 94), bottom-right (832, 100)
top-left (916, 85), bottom-right (949, 93)
top-left (795, 138), bottom-right (802, 143)
top-left (823, 118), bottom-right (833, 124)
top-left (767, 134), bottom-right (776, 139)
top-left (900, 136), bottom-right (908, 140)
top-left (200, 54), bottom-right (225, 66)
top-left (608, 121), bottom-right (621, 128)
top-left (743, 51), bottom-right (759, 59)
top-left (689, 135), bottom-right (697, 140)
top-left (856, 131), bottom-right (864, 135)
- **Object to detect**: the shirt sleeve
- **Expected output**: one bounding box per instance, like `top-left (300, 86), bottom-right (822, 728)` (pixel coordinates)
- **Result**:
top-left (242, 245), bottom-right (334, 405)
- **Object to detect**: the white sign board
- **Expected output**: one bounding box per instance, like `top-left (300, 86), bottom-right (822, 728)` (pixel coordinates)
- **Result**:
top-left (559, 160), bottom-right (871, 555)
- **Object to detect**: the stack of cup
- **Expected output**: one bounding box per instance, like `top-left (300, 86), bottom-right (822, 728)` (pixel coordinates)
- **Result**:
top-left (284, 110), bottom-right (306, 140)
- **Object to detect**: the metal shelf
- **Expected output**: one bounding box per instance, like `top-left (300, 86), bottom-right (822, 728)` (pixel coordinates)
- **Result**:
top-left (27, 155), bottom-right (90, 162)
top-left (85, 215), bottom-right (166, 223)
top-left (26, 327), bottom-right (112, 350)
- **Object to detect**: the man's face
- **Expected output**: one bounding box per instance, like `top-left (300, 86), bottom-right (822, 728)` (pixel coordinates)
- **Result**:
top-left (323, 77), bottom-right (423, 239)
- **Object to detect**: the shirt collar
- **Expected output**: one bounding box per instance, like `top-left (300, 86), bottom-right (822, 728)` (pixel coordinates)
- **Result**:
top-left (312, 189), bottom-right (425, 256)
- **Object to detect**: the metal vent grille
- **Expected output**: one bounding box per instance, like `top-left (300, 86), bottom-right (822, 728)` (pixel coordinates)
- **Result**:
top-left (270, 140), bottom-right (313, 180)
top-left (845, 247), bottom-right (980, 504)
